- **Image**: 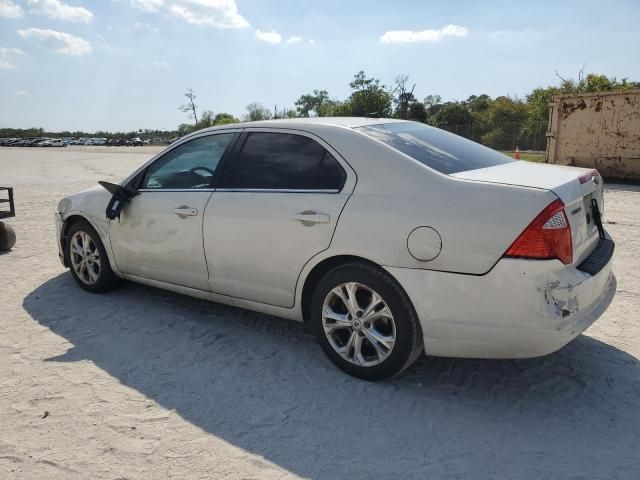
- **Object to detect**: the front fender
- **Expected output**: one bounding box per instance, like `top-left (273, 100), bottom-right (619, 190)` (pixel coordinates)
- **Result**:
top-left (58, 185), bottom-right (121, 275)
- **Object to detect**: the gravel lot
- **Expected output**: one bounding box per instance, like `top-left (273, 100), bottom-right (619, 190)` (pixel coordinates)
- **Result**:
top-left (1, 146), bottom-right (639, 480)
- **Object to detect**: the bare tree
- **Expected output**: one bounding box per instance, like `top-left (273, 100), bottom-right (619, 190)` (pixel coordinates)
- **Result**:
top-left (393, 74), bottom-right (416, 119)
top-left (179, 89), bottom-right (198, 125)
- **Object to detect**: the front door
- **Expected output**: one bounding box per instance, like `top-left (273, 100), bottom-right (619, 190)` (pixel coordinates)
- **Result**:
top-left (203, 130), bottom-right (355, 307)
top-left (109, 132), bottom-right (237, 290)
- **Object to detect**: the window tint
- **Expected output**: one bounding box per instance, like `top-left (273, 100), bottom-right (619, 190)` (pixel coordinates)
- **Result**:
top-left (356, 122), bottom-right (514, 174)
top-left (226, 132), bottom-right (346, 190)
top-left (143, 133), bottom-right (234, 189)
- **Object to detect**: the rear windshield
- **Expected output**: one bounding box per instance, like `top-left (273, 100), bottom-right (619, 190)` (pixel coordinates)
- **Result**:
top-left (356, 122), bottom-right (514, 174)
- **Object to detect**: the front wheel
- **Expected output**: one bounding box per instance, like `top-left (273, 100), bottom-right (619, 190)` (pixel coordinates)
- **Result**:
top-left (311, 262), bottom-right (423, 381)
top-left (67, 219), bottom-right (120, 293)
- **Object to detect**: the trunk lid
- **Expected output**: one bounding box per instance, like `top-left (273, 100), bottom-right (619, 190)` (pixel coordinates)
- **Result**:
top-left (452, 161), bottom-right (604, 265)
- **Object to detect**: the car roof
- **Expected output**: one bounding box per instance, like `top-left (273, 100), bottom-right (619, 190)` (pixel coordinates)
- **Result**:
top-left (198, 117), bottom-right (409, 134)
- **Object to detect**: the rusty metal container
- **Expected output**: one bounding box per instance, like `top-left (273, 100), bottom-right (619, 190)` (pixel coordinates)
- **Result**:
top-left (546, 90), bottom-right (640, 180)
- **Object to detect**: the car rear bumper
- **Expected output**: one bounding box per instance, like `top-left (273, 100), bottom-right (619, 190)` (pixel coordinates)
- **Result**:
top-left (385, 233), bottom-right (616, 359)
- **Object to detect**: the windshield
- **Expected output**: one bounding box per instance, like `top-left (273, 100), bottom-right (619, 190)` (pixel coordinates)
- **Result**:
top-left (356, 122), bottom-right (514, 174)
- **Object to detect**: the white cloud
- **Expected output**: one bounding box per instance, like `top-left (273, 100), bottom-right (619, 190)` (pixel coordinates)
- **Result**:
top-left (95, 34), bottom-right (115, 53)
top-left (27, 0), bottom-right (94, 23)
top-left (255, 29), bottom-right (282, 44)
top-left (15, 90), bottom-right (28, 96)
top-left (133, 21), bottom-right (159, 32)
top-left (131, 0), bottom-right (249, 28)
top-left (380, 24), bottom-right (468, 44)
top-left (152, 59), bottom-right (169, 68)
top-left (0, 0), bottom-right (23, 17)
top-left (131, 0), bottom-right (163, 12)
top-left (18, 28), bottom-right (92, 55)
top-left (488, 28), bottom-right (542, 41)
top-left (286, 36), bottom-right (302, 44)
top-left (0, 47), bottom-right (23, 69)
top-left (308, 39), bottom-right (315, 45)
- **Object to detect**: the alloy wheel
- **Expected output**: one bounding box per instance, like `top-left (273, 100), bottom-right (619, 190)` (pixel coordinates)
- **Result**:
top-left (322, 282), bottom-right (396, 367)
top-left (69, 230), bottom-right (101, 285)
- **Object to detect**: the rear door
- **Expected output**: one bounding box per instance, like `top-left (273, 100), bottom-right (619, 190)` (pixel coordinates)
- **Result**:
top-left (203, 129), bottom-right (355, 308)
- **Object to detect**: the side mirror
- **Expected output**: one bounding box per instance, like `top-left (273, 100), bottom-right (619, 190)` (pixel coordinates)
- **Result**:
top-left (98, 181), bottom-right (140, 220)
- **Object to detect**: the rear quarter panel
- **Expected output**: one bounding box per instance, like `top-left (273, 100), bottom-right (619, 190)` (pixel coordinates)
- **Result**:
top-left (314, 126), bottom-right (558, 274)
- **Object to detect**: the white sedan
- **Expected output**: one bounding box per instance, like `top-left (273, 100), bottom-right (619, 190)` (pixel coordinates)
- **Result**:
top-left (55, 118), bottom-right (616, 380)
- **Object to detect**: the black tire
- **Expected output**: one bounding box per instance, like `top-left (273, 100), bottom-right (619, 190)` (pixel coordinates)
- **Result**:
top-left (311, 262), bottom-right (423, 381)
top-left (0, 222), bottom-right (16, 251)
top-left (66, 219), bottom-right (120, 293)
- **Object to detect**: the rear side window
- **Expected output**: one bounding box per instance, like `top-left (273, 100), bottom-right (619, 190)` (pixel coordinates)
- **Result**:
top-left (356, 122), bottom-right (514, 174)
top-left (224, 132), bottom-right (346, 190)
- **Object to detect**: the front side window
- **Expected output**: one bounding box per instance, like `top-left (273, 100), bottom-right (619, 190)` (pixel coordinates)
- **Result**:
top-left (224, 132), bottom-right (346, 190)
top-left (356, 122), bottom-right (514, 174)
top-left (142, 133), bottom-right (234, 189)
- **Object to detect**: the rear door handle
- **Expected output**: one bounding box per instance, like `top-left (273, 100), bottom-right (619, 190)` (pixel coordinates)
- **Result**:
top-left (293, 211), bottom-right (330, 225)
top-left (173, 206), bottom-right (198, 217)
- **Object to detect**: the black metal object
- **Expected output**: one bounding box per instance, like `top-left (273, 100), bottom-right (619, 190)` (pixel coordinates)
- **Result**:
top-left (591, 198), bottom-right (605, 239)
top-left (0, 187), bottom-right (15, 220)
top-left (98, 181), bottom-right (139, 220)
top-left (577, 237), bottom-right (615, 276)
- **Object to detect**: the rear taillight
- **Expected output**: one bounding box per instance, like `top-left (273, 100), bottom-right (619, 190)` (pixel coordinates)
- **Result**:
top-left (578, 169), bottom-right (599, 184)
top-left (505, 199), bottom-right (573, 264)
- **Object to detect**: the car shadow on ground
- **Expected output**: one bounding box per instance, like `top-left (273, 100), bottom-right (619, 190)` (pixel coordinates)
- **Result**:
top-left (23, 274), bottom-right (640, 479)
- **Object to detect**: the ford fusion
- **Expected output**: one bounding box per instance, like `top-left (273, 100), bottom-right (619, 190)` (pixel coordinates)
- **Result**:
top-left (55, 118), bottom-right (616, 380)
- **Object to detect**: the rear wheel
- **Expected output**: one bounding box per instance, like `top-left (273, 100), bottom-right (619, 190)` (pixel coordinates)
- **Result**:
top-left (311, 262), bottom-right (423, 380)
top-left (67, 219), bottom-right (119, 293)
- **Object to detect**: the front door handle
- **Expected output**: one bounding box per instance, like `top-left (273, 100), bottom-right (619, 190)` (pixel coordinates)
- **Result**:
top-left (293, 210), bottom-right (330, 225)
top-left (173, 206), bottom-right (198, 217)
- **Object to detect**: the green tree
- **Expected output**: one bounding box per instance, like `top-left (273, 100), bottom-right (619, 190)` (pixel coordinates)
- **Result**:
top-left (407, 101), bottom-right (427, 122)
top-left (465, 94), bottom-right (491, 114)
top-left (196, 110), bottom-right (216, 129)
top-left (481, 96), bottom-right (528, 149)
top-left (431, 102), bottom-right (472, 127)
top-left (295, 89), bottom-right (330, 117)
top-left (555, 70), bottom-right (640, 94)
top-left (244, 102), bottom-right (272, 121)
top-left (345, 71), bottom-right (393, 117)
top-left (214, 113), bottom-right (239, 125)
top-left (423, 94), bottom-right (444, 123)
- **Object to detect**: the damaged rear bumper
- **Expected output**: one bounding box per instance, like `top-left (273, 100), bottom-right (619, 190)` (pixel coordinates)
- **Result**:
top-left (386, 233), bottom-right (616, 359)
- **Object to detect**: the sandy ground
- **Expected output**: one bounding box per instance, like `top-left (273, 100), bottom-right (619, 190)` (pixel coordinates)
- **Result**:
top-left (0, 146), bottom-right (639, 480)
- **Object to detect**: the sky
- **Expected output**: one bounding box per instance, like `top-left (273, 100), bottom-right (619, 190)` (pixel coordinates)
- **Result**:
top-left (0, 0), bottom-right (639, 132)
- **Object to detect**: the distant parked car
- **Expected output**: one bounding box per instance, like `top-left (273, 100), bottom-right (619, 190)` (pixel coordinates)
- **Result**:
top-left (131, 137), bottom-right (144, 146)
top-left (29, 138), bottom-right (48, 147)
top-left (40, 139), bottom-right (67, 147)
top-left (54, 118), bottom-right (616, 380)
